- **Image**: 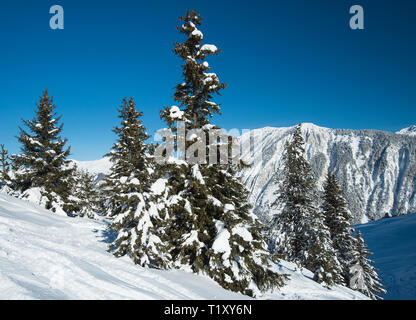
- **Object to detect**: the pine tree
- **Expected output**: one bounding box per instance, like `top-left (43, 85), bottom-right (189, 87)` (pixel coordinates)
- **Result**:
top-left (12, 90), bottom-right (74, 213)
top-left (156, 10), bottom-right (286, 297)
top-left (103, 97), bottom-right (168, 267)
top-left (160, 9), bottom-right (225, 130)
top-left (322, 170), bottom-right (357, 284)
top-left (68, 166), bottom-right (100, 219)
top-left (0, 144), bottom-right (11, 187)
top-left (306, 209), bottom-right (344, 287)
top-left (350, 231), bottom-right (386, 300)
top-left (268, 124), bottom-right (316, 262)
top-left (268, 124), bottom-right (343, 287)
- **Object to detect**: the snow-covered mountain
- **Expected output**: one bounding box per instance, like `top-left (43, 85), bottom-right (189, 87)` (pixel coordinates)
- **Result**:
top-left (0, 192), bottom-right (365, 300)
top-left (396, 125), bottom-right (416, 137)
top-left (72, 123), bottom-right (416, 225)
top-left (70, 157), bottom-right (112, 182)
top-left (239, 123), bottom-right (416, 224)
top-left (70, 157), bottom-right (112, 175)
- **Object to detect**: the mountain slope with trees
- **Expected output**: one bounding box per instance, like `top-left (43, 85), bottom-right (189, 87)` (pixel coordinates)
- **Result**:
top-left (0, 192), bottom-right (367, 300)
top-left (238, 123), bottom-right (416, 224)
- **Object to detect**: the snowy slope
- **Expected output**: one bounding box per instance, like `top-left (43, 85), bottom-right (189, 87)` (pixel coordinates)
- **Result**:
top-left (238, 124), bottom-right (416, 224)
top-left (355, 213), bottom-right (416, 300)
top-left (70, 157), bottom-right (112, 175)
top-left (0, 193), bottom-right (365, 300)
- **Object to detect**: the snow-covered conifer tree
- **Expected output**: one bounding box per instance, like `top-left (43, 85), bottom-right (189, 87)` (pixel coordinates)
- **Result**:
top-left (0, 144), bottom-right (11, 187)
top-left (268, 124), bottom-right (343, 287)
top-left (322, 170), bottom-right (357, 284)
top-left (69, 167), bottom-right (100, 219)
top-left (12, 90), bottom-right (74, 213)
top-left (306, 209), bottom-right (344, 287)
top-left (268, 124), bottom-right (317, 262)
top-left (103, 97), bottom-right (168, 267)
top-left (350, 231), bottom-right (386, 300)
top-left (156, 10), bottom-right (286, 296)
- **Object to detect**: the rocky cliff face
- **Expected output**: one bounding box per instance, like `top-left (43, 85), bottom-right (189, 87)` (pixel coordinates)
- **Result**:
top-left (238, 124), bottom-right (416, 224)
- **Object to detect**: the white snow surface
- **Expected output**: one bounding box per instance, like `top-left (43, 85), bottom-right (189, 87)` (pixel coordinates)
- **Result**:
top-left (0, 193), bottom-right (366, 300)
top-left (191, 29), bottom-right (203, 39)
top-left (200, 44), bottom-right (217, 53)
top-left (169, 105), bottom-right (185, 120)
top-left (396, 125), bottom-right (416, 136)
top-left (151, 179), bottom-right (167, 196)
top-left (70, 157), bottom-right (112, 175)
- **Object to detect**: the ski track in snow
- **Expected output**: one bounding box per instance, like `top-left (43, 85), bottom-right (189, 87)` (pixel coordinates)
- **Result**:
top-left (0, 193), bottom-right (366, 300)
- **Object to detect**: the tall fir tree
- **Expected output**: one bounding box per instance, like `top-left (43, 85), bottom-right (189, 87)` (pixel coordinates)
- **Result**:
top-left (268, 124), bottom-right (343, 287)
top-left (350, 230), bottom-right (386, 300)
top-left (268, 124), bottom-right (317, 262)
top-left (322, 170), bottom-right (357, 284)
top-left (0, 144), bottom-right (11, 187)
top-left (102, 97), bottom-right (168, 267)
top-left (160, 9), bottom-right (225, 131)
top-left (155, 10), bottom-right (286, 297)
top-left (12, 90), bottom-right (74, 212)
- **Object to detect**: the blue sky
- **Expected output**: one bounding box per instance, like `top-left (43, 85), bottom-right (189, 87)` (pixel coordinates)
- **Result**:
top-left (0, 0), bottom-right (415, 160)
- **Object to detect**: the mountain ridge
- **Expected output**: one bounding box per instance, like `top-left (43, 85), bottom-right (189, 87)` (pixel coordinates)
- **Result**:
top-left (239, 123), bottom-right (416, 224)
top-left (72, 123), bottom-right (416, 224)
top-left (397, 125), bottom-right (416, 136)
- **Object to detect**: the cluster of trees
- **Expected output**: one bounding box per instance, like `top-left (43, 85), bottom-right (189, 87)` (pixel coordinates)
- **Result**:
top-left (0, 91), bottom-right (99, 216)
top-left (267, 124), bottom-right (386, 300)
top-left (0, 9), bottom-right (385, 299)
top-left (0, 10), bottom-right (288, 297)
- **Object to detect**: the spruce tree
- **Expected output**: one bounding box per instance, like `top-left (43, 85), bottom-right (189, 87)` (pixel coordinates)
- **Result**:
top-left (156, 10), bottom-right (286, 297)
top-left (268, 124), bottom-right (343, 287)
top-left (103, 97), bottom-right (168, 267)
top-left (306, 209), bottom-right (344, 287)
top-left (0, 144), bottom-right (11, 187)
top-left (69, 166), bottom-right (100, 219)
top-left (322, 170), bottom-right (357, 284)
top-left (268, 124), bottom-right (316, 262)
top-left (350, 231), bottom-right (386, 300)
top-left (12, 90), bottom-right (73, 212)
